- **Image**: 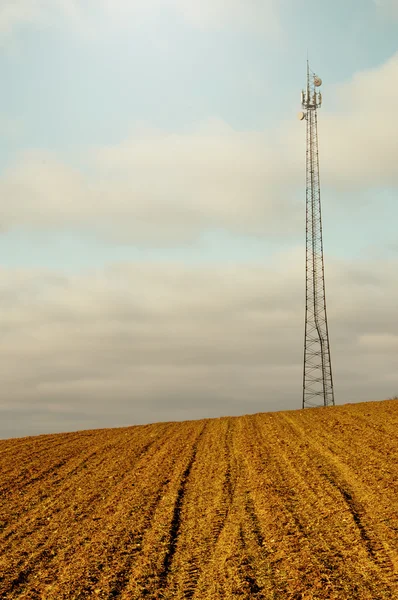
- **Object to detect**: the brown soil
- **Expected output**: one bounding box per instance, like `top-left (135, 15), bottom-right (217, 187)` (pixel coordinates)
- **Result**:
top-left (1, 399), bottom-right (397, 599)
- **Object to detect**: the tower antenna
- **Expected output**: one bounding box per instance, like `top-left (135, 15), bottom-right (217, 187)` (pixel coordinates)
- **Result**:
top-left (299, 64), bottom-right (335, 408)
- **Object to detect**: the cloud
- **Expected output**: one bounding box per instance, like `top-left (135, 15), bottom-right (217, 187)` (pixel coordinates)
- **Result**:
top-left (0, 121), bottom-right (302, 245)
top-left (0, 0), bottom-right (280, 39)
top-left (0, 0), bottom-right (86, 37)
top-left (0, 253), bottom-right (397, 438)
top-left (359, 333), bottom-right (398, 351)
top-left (100, 0), bottom-right (279, 32)
top-left (373, 0), bottom-right (398, 19)
top-left (3, 43), bottom-right (398, 243)
top-left (1, 54), bottom-right (397, 248)
top-left (318, 52), bottom-right (398, 189)
top-left (168, 0), bottom-right (279, 33)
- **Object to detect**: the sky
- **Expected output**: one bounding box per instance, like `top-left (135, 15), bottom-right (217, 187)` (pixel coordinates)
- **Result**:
top-left (0, 0), bottom-right (398, 439)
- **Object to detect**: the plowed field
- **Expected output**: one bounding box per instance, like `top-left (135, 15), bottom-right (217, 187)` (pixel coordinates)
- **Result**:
top-left (1, 400), bottom-right (397, 599)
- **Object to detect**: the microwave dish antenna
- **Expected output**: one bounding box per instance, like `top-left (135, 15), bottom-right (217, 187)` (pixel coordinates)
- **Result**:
top-left (300, 61), bottom-right (335, 409)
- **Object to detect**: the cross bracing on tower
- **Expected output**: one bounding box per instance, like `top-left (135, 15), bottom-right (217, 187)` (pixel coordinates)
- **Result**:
top-left (299, 62), bottom-right (335, 409)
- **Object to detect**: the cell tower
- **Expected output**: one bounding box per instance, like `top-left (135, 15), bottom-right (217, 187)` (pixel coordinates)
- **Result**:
top-left (298, 62), bottom-right (335, 408)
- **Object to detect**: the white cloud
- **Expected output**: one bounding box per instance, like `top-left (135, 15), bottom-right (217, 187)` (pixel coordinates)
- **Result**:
top-left (0, 121), bottom-right (302, 245)
top-left (374, 0), bottom-right (398, 19)
top-left (93, 0), bottom-right (281, 36)
top-left (0, 0), bottom-right (280, 39)
top-left (319, 53), bottom-right (398, 189)
top-left (0, 0), bottom-right (86, 37)
top-left (169, 0), bottom-right (279, 33)
top-left (0, 253), bottom-right (397, 437)
top-left (1, 54), bottom-right (398, 246)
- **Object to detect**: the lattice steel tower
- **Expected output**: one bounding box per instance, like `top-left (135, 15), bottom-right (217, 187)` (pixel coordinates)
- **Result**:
top-left (299, 62), bottom-right (335, 408)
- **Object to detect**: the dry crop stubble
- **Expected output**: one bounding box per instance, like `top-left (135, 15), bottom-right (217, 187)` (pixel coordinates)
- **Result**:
top-left (0, 399), bottom-right (397, 599)
top-left (159, 418), bottom-right (238, 599)
top-left (281, 409), bottom-right (398, 581)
